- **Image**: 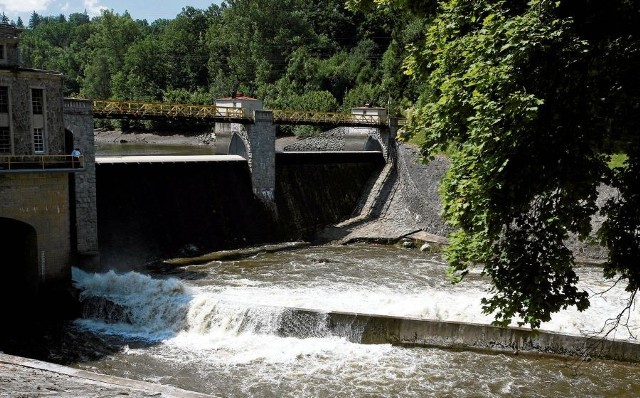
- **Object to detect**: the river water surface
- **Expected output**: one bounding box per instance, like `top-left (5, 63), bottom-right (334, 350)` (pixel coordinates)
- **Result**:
top-left (96, 142), bottom-right (216, 156)
top-left (72, 244), bottom-right (640, 397)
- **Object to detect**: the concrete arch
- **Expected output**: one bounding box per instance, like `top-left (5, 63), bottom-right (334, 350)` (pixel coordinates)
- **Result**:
top-left (229, 132), bottom-right (248, 158)
top-left (364, 136), bottom-right (383, 152)
top-left (0, 217), bottom-right (39, 306)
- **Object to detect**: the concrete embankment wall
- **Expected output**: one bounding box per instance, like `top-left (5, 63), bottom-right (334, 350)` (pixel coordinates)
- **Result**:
top-left (96, 160), bottom-right (276, 269)
top-left (302, 309), bottom-right (640, 363)
top-left (275, 151), bottom-right (384, 240)
top-left (95, 153), bottom-right (383, 268)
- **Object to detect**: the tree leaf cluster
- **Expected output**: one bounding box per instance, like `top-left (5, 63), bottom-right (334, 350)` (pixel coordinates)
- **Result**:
top-left (380, 0), bottom-right (640, 328)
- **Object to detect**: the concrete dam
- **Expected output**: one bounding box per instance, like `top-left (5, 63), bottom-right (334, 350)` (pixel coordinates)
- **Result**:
top-left (96, 151), bottom-right (384, 268)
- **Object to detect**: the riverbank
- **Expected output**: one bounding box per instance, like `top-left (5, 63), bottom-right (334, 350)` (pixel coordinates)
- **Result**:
top-left (0, 353), bottom-right (213, 397)
top-left (94, 129), bottom-right (214, 146)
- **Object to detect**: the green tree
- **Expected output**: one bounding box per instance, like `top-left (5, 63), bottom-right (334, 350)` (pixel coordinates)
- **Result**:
top-left (160, 7), bottom-right (212, 92)
top-left (20, 12), bottom-right (93, 95)
top-left (82, 54), bottom-right (112, 99)
top-left (16, 0), bottom-right (410, 129)
top-left (111, 35), bottom-right (166, 101)
top-left (352, 0), bottom-right (640, 328)
top-left (313, 39), bottom-right (380, 104)
top-left (68, 12), bottom-right (90, 26)
top-left (28, 12), bottom-right (41, 29)
top-left (80, 10), bottom-right (146, 99)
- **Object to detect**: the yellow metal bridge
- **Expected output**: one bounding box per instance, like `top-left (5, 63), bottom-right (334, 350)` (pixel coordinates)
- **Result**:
top-left (91, 99), bottom-right (388, 128)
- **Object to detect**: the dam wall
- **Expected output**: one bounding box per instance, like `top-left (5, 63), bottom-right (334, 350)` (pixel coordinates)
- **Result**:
top-left (96, 159), bottom-right (274, 269)
top-left (95, 153), bottom-right (383, 268)
top-left (285, 308), bottom-right (640, 363)
top-left (275, 151), bottom-right (384, 240)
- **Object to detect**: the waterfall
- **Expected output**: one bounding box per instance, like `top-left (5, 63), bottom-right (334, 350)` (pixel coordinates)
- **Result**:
top-left (73, 268), bottom-right (366, 343)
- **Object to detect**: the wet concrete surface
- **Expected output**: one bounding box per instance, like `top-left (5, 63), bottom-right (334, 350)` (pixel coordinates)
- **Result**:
top-left (0, 353), bottom-right (213, 398)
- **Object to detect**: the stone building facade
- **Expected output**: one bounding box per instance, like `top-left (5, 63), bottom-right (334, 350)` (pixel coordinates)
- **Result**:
top-left (63, 98), bottom-right (99, 262)
top-left (0, 23), bottom-right (96, 307)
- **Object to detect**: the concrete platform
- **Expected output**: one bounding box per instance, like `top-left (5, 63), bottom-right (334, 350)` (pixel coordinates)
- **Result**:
top-left (0, 353), bottom-right (214, 398)
top-left (96, 155), bottom-right (245, 164)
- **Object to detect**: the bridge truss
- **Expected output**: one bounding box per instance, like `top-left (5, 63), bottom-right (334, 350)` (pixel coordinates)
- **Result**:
top-left (271, 109), bottom-right (387, 128)
top-left (91, 100), bottom-right (389, 128)
top-left (92, 100), bottom-right (248, 122)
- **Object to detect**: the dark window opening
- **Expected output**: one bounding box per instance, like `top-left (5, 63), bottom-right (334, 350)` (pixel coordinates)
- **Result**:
top-left (0, 127), bottom-right (10, 154)
top-left (0, 86), bottom-right (8, 113)
top-left (32, 88), bottom-right (44, 115)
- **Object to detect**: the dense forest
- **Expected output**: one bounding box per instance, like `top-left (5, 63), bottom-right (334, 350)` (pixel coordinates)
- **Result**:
top-left (4, 0), bottom-right (419, 123)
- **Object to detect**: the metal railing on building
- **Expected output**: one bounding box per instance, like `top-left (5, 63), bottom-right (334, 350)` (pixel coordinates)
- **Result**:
top-left (0, 155), bottom-right (85, 172)
top-left (63, 98), bottom-right (93, 115)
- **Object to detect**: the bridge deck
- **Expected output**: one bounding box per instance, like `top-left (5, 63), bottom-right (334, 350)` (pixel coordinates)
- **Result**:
top-left (95, 155), bottom-right (246, 164)
top-left (95, 152), bottom-right (384, 166)
top-left (86, 99), bottom-right (389, 128)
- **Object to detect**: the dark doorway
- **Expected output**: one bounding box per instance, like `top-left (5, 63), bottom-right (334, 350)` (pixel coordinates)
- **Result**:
top-left (229, 133), bottom-right (248, 158)
top-left (0, 218), bottom-right (38, 310)
top-left (364, 136), bottom-right (383, 152)
top-left (64, 129), bottom-right (74, 155)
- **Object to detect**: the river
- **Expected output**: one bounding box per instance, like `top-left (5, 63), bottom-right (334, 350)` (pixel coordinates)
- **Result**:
top-left (71, 244), bottom-right (640, 397)
top-left (96, 142), bottom-right (216, 156)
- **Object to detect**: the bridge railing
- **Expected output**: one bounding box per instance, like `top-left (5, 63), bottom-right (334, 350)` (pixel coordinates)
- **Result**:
top-left (272, 109), bottom-right (388, 127)
top-left (93, 100), bottom-right (247, 121)
top-left (0, 155), bottom-right (85, 172)
top-left (64, 98), bottom-right (93, 113)
top-left (89, 99), bottom-right (394, 127)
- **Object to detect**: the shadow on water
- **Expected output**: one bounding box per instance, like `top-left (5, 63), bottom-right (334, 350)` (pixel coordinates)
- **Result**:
top-left (0, 260), bottom-right (207, 366)
top-left (96, 142), bottom-right (216, 157)
top-left (0, 312), bottom-right (153, 366)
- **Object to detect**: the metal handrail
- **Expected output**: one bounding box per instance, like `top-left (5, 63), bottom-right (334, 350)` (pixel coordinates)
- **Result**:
top-left (271, 109), bottom-right (387, 126)
top-left (90, 99), bottom-right (391, 127)
top-left (93, 100), bottom-right (246, 121)
top-left (0, 155), bottom-right (85, 170)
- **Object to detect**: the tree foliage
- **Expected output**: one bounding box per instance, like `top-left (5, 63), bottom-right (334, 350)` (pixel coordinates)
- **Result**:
top-left (10, 1), bottom-right (414, 133)
top-left (353, 0), bottom-right (640, 328)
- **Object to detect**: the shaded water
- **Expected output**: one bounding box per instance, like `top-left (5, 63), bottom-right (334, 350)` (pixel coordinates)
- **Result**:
top-left (73, 245), bottom-right (640, 397)
top-left (96, 142), bottom-right (216, 157)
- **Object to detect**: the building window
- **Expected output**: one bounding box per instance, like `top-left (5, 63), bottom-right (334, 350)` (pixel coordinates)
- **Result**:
top-left (32, 88), bottom-right (44, 115)
top-left (33, 128), bottom-right (45, 153)
top-left (0, 86), bottom-right (7, 113)
top-left (0, 44), bottom-right (5, 61)
top-left (0, 127), bottom-right (10, 154)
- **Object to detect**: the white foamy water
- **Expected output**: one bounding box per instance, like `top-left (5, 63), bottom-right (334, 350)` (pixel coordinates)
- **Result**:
top-left (71, 245), bottom-right (640, 397)
top-left (73, 245), bottom-right (640, 341)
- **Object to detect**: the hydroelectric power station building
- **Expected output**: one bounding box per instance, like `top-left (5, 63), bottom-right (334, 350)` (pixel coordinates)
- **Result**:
top-left (0, 23), bottom-right (98, 308)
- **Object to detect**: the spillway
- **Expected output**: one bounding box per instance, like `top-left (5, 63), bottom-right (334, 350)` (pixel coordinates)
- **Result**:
top-left (72, 244), bottom-right (640, 397)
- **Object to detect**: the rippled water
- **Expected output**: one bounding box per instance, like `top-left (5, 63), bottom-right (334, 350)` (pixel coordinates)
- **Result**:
top-left (72, 244), bottom-right (640, 397)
